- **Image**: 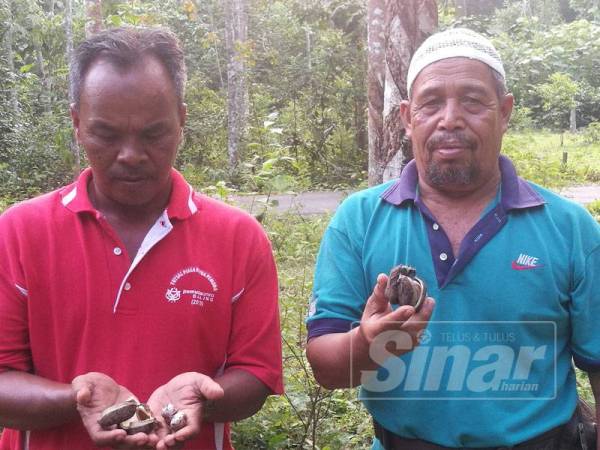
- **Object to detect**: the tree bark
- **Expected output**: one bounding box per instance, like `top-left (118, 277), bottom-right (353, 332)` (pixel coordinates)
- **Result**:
top-left (224, 0), bottom-right (248, 174)
top-left (367, 0), bottom-right (386, 185)
top-left (368, 0), bottom-right (437, 185)
top-left (65, 0), bottom-right (81, 178)
top-left (569, 107), bottom-right (577, 133)
top-left (85, 0), bottom-right (103, 38)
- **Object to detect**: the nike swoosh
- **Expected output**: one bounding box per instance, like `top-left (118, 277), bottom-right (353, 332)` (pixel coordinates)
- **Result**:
top-left (511, 261), bottom-right (544, 271)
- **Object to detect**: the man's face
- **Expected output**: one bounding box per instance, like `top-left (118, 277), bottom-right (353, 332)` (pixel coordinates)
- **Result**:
top-left (71, 56), bottom-right (186, 208)
top-left (400, 58), bottom-right (513, 193)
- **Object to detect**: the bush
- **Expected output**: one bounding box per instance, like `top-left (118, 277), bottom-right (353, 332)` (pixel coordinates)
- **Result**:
top-left (583, 122), bottom-right (600, 144)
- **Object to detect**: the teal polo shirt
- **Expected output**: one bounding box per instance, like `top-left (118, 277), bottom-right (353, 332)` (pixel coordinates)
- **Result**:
top-left (307, 156), bottom-right (600, 448)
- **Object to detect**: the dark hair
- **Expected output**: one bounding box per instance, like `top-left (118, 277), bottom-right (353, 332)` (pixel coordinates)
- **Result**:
top-left (70, 26), bottom-right (187, 108)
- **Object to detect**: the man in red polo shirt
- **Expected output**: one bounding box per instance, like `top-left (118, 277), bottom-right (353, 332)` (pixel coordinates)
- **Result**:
top-left (0, 27), bottom-right (283, 450)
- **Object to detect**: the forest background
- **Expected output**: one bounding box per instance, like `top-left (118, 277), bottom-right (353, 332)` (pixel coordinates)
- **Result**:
top-left (1, 0), bottom-right (600, 448)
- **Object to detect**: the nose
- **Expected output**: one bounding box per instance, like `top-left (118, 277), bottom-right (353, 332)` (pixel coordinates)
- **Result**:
top-left (437, 99), bottom-right (465, 131)
top-left (116, 137), bottom-right (148, 166)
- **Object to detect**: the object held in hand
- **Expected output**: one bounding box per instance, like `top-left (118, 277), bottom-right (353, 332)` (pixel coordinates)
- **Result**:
top-left (161, 403), bottom-right (188, 432)
top-left (99, 398), bottom-right (157, 435)
top-left (385, 265), bottom-right (427, 312)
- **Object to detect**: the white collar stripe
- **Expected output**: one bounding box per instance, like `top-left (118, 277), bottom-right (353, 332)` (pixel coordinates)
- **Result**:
top-left (187, 184), bottom-right (198, 214)
top-left (61, 187), bottom-right (77, 206)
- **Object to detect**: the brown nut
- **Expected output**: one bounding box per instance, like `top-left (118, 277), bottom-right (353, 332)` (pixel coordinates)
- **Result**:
top-left (169, 411), bottom-right (187, 432)
top-left (98, 399), bottom-right (138, 429)
top-left (122, 418), bottom-right (157, 435)
top-left (385, 264), bottom-right (427, 311)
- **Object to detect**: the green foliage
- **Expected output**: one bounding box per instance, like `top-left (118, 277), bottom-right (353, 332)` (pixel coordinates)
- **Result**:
top-left (535, 72), bottom-right (579, 130)
top-left (583, 122), bottom-right (600, 144)
top-left (231, 212), bottom-right (372, 449)
top-left (509, 104), bottom-right (534, 131)
top-left (587, 200), bottom-right (600, 222)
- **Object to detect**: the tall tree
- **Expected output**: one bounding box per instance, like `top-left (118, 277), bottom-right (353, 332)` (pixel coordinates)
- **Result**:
top-left (85, 0), bottom-right (103, 37)
top-left (66, 0), bottom-right (80, 177)
top-left (2, 1), bottom-right (18, 114)
top-left (367, 0), bottom-right (386, 185)
top-left (224, 0), bottom-right (248, 174)
top-left (368, 0), bottom-right (437, 185)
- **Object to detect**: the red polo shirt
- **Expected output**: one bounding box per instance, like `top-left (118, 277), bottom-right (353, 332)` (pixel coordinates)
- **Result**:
top-left (0, 168), bottom-right (283, 450)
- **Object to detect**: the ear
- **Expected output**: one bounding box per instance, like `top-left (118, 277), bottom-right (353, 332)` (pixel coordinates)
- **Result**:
top-left (499, 94), bottom-right (514, 134)
top-left (70, 103), bottom-right (81, 143)
top-left (179, 103), bottom-right (187, 128)
top-left (177, 103), bottom-right (187, 145)
top-left (399, 100), bottom-right (413, 138)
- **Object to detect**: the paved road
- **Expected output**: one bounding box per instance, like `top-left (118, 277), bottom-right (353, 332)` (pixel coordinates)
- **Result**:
top-left (231, 185), bottom-right (600, 215)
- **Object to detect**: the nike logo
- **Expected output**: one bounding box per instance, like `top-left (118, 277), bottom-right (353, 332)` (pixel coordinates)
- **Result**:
top-left (511, 261), bottom-right (544, 271)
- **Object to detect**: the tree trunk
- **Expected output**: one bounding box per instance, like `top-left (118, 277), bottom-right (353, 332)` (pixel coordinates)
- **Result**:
top-left (65, 0), bottom-right (81, 178)
top-left (569, 107), bottom-right (577, 133)
top-left (224, 0), bottom-right (248, 174)
top-left (368, 0), bottom-right (437, 185)
top-left (35, 42), bottom-right (51, 114)
top-left (367, 0), bottom-right (386, 185)
top-left (85, 0), bottom-right (103, 37)
top-left (3, 6), bottom-right (18, 115)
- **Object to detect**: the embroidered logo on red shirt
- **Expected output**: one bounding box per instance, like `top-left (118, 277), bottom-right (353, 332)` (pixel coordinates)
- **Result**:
top-left (166, 266), bottom-right (219, 306)
top-left (511, 253), bottom-right (544, 271)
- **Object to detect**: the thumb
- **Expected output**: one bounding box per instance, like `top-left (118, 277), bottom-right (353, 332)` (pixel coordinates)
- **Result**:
top-left (75, 385), bottom-right (92, 407)
top-left (194, 376), bottom-right (225, 401)
top-left (364, 273), bottom-right (390, 316)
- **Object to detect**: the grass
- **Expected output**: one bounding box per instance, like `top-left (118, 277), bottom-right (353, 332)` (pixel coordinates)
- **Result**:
top-left (503, 131), bottom-right (600, 188)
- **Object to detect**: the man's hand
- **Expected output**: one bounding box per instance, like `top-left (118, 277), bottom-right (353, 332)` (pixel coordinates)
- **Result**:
top-left (147, 372), bottom-right (224, 450)
top-left (71, 372), bottom-right (157, 449)
top-left (359, 273), bottom-right (434, 352)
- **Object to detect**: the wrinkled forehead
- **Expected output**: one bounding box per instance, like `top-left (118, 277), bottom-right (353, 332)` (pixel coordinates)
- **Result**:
top-left (410, 58), bottom-right (498, 96)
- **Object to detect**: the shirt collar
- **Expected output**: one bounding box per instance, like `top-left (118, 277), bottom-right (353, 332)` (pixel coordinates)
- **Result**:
top-left (380, 155), bottom-right (545, 211)
top-left (60, 168), bottom-right (198, 220)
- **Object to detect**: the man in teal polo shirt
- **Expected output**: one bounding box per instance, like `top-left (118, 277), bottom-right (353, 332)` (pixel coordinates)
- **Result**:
top-left (306, 28), bottom-right (600, 449)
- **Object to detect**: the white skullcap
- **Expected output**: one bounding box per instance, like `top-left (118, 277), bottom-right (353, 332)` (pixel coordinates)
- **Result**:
top-left (407, 28), bottom-right (505, 96)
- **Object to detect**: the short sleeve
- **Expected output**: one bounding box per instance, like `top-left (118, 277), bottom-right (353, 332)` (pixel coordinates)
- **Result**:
top-left (307, 206), bottom-right (370, 340)
top-left (0, 210), bottom-right (33, 373)
top-left (224, 229), bottom-right (283, 394)
top-left (570, 243), bottom-right (600, 372)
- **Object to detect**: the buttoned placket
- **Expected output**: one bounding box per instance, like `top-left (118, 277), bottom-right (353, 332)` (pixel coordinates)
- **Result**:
top-left (111, 210), bottom-right (174, 313)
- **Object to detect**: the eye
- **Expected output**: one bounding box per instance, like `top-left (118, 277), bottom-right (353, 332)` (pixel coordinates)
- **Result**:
top-left (419, 98), bottom-right (443, 113)
top-left (91, 127), bottom-right (118, 141)
top-left (143, 127), bottom-right (168, 140)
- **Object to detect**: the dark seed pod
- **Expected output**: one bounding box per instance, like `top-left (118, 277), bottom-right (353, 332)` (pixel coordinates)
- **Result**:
top-left (98, 399), bottom-right (138, 429)
top-left (385, 264), bottom-right (427, 311)
top-left (122, 418), bottom-right (157, 435)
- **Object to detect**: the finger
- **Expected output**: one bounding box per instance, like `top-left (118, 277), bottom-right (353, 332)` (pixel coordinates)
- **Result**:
top-left (89, 428), bottom-right (127, 447)
top-left (363, 273), bottom-right (390, 315)
top-left (386, 304), bottom-right (416, 325)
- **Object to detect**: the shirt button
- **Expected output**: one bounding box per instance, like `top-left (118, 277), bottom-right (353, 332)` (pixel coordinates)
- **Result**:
top-left (440, 253), bottom-right (448, 261)
top-left (124, 282), bottom-right (132, 291)
top-left (432, 223), bottom-right (440, 231)
top-left (113, 247), bottom-right (122, 256)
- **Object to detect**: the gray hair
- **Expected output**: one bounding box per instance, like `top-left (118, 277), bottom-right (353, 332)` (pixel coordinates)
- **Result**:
top-left (70, 26), bottom-right (187, 108)
top-left (491, 66), bottom-right (508, 100)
